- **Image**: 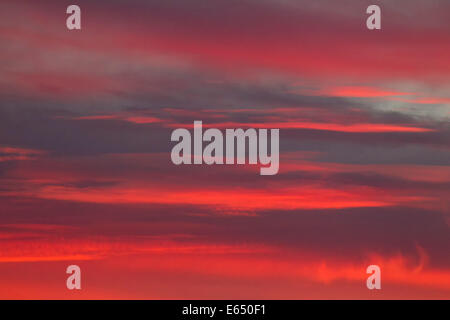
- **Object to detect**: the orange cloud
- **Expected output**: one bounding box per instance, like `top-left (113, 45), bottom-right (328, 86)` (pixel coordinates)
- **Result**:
top-left (0, 239), bottom-right (448, 298)
top-left (168, 121), bottom-right (433, 133)
top-left (319, 86), bottom-right (413, 98)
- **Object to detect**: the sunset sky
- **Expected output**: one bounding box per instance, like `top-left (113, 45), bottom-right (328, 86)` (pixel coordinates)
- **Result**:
top-left (0, 0), bottom-right (449, 299)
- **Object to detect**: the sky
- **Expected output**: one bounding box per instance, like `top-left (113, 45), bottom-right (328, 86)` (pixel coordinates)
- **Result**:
top-left (0, 0), bottom-right (449, 299)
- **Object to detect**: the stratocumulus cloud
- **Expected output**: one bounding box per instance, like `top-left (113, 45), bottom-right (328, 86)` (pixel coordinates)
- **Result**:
top-left (0, 0), bottom-right (449, 299)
